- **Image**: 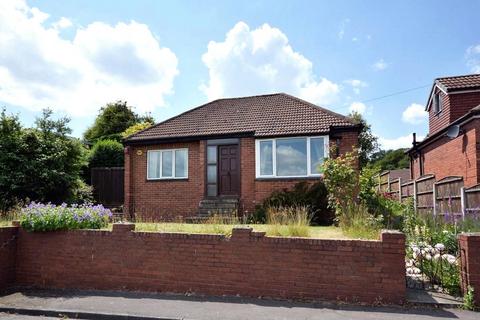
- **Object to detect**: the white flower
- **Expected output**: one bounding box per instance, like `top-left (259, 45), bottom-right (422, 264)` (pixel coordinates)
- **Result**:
top-left (442, 254), bottom-right (457, 264)
top-left (434, 253), bottom-right (441, 260)
top-left (435, 243), bottom-right (445, 252)
top-left (425, 254), bottom-right (432, 261)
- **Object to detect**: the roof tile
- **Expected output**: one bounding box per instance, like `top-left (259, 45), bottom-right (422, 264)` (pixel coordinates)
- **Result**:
top-left (126, 93), bottom-right (357, 142)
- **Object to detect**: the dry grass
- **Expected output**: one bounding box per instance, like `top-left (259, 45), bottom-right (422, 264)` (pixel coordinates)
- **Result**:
top-left (127, 223), bottom-right (359, 239)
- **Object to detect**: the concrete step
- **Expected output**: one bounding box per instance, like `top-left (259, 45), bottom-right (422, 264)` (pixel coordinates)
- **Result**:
top-left (198, 198), bottom-right (239, 217)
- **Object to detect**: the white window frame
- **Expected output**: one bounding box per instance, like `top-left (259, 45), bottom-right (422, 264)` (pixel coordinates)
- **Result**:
top-left (255, 136), bottom-right (329, 178)
top-left (147, 148), bottom-right (188, 180)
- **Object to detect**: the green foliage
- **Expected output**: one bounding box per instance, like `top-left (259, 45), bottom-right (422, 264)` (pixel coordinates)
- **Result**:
top-left (252, 181), bottom-right (334, 225)
top-left (0, 109), bottom-right (88, 212)
top-left (89, 139), bottom-right (124, 168)
top-left (463, 286), bottom-right (476, 310)
top-left (349, 112), bottom-right (379, 168)
top-left (370, 148), bottom-right (409, 170)
top-left (84, 101), bottom-right (154, 143)
top-left (20, 202), bottom-right (111, 232)
top-left (122, 121), bottom-right (154, 139)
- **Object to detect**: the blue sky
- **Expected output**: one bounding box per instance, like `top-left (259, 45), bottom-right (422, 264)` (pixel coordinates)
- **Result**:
top-left (1, 0), bottom-right (479, 149)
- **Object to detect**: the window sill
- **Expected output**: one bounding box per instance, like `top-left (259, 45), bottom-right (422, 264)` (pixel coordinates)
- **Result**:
top-left (146, 178), bottom-right (189, 182)
top-left (255, 176), bottom-right (322, 181)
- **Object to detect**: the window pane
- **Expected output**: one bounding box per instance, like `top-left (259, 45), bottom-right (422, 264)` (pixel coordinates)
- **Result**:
top-left (207, 146), bottom-right (217, 164)
top-left (259, 141), bottom-right (273, 175)
top-left (207, 165), bottom-right (217, 183)
top-left (175, 149), bottom-right (187, 178)
top-left (310, 138), bottom-right (325, 174)
top-left (161, 151), bottom-right (173, 177)
top-left (148, 151), bottom-right (161, 179)
top-left (276, 138), bottom-right (307, 176)
top-left (207, 184), bottom-right (217, 197)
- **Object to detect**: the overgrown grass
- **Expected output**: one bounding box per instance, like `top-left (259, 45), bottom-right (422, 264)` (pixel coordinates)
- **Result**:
top-left (0, 210), bottom-right (19, 227)
top-left (266, 206), bottom-right (311, 237)
top-left (130, 223), bottom-right (352, 239)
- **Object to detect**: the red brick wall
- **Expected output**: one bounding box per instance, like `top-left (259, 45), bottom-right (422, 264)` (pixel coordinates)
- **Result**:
top-left (125, 141), bottom-right (205, 221)
top-left (411, 119), bottom-right (479, 187)
top-left (428, 89), bottom-right (480, 136)
top-left (126, 131), bottom-right (358, 220)
top-left (429, 89), bottom-right (451, 135)
top-left (13, 225), bottom-right (405, 304)
top-left (459, 233), bottom-right (480, 307)
top-left (0, 227), bottom-right (17, 291)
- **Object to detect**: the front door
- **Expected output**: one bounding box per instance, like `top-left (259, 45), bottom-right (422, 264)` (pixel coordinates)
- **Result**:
top-left (218, 145), bottom-right (240, 196)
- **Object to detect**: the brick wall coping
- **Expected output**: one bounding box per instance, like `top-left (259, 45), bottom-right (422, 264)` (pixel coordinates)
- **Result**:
top-left (1, 224), bottom-right (404, 247)
top-left (458, 232), bottom-right (480, 238)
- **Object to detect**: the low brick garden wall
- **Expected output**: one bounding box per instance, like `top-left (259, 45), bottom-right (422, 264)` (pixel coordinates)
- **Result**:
top-left (459, 233), bottom-right (480, 306)
top-left (2, 224), bottom-right (407, 303)
top-left (0, 227), bottom-right (16, 290)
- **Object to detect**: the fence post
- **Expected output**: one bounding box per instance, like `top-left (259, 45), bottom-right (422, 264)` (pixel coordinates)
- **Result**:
top-left (432, 182), bottom-right (437, 216)
top-left (387, 175), bottom-right (391, 193)
top-left (398, 178), bottom-right (402, 202)
top-left (460, 186), bottom-right (466, 221)
top-left (413, 178), bottom-right (417, 213)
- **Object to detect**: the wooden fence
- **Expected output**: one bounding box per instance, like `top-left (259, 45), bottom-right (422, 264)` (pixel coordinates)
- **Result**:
top-left (378, 171), bottom-right (480, 219)
top-left (91, 167), bottom-right (124, 208)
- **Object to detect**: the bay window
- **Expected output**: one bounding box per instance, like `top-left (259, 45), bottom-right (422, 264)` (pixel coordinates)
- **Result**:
top-left (147, 148), bottom-right (188, 180)
top-left (255, 136), bottom-right (329, 178)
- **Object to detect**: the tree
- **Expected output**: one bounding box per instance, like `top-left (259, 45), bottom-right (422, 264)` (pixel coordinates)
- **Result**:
top-left (349, 112), bottom-right (379, 168)
top-left (0, 109), bottom-right (88, 212)
top-left (89, 140), bottom-right (124, 168)
top-left (83, 101), bottom-right (154, 143)
top-left (121, 121), bottom-right (154, 139)
top-left (370, 148), bottom-right (409, 171)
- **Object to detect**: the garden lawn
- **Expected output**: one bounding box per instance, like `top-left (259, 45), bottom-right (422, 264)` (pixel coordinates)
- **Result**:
top-left (127, 223), bottom-right (370, 239)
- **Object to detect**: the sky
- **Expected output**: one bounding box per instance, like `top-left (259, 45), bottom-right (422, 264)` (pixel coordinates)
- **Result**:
top-left (1, 0), bottom-right (479, 149)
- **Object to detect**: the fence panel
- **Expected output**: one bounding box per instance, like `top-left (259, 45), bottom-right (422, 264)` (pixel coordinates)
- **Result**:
top-left (91, 167), bottom-right (124, 208)
top-left (435, 176), bottom-right (463, 219)
top-left (416, 175), bottom-right (435, 215)
top-left (465, 184), bottom-right (480, 218)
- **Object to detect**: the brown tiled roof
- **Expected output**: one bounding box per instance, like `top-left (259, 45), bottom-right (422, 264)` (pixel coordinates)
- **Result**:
top-left (436, 74), bottom-right (480, 92)
top-left (125, 93), bottom-right (358, 142)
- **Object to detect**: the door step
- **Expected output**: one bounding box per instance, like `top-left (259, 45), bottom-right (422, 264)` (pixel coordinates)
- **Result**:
top-left (198, 198), bottom-right (239, 217)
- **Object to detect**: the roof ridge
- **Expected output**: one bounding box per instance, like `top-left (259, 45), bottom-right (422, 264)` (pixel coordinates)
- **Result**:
top-left (435, 73), bottom-right (480, 81)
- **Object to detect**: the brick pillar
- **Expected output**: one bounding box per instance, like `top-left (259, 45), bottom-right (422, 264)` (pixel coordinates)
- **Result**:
top-left (459, 233), bottom-right (480, 306)
top-left (124, 146), bottom-right (133, 220)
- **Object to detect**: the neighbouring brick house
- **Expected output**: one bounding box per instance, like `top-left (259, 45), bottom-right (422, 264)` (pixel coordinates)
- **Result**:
top-left (123, 93), bottom-right (360, 220)
top-left (408, 74), bottom-right (480, 187)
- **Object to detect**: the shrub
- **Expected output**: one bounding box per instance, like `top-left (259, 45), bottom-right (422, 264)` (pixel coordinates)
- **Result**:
top-left (20, 202), bottom-right (111, 232)
top-left (122, 121), bottom-right (153, 138)
top-left (89, 139), bottom-right (124, 168)
top-left (253, 181), bottom-right (334, 225)
top-left (0, 109), bottom-right (88, 212)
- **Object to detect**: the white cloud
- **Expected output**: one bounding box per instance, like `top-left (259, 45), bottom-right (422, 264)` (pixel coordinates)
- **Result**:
top-left (200, 22), bottom-right (340, 105)
top-left (338, 18), bottom-right (350, 40)
top-left (349, 102), bottom-right (367, 115)
top-left (0, 0), bottom-right (178, 116)
top-left (466, 45), bottom-right (480, 73)
top-left (52, 17), bottom-right (72, 30)
top-left (402, 103), bottom-right (428, 124)
top-left (344, 79), bottom-right (367, 94)
top-left (373, 59), bottom-right (388, 71)
top-left (378, 134), bottom-right (424, 150)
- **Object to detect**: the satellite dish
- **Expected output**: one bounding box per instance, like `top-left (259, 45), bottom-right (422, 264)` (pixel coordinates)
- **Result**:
top-left (446, 125), bottom-right (461, 139)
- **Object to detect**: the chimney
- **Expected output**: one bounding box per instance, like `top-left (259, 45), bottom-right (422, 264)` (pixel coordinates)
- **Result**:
top-left (412, 133), bottom-right (417, 147)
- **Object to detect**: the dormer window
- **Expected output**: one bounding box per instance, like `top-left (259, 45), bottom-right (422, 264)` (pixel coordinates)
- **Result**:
top-left (433, 93), bottom-right (442, 114)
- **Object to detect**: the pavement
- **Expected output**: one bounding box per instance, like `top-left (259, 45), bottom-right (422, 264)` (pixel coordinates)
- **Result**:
top-left (0, 289), bottom-right (478, 320)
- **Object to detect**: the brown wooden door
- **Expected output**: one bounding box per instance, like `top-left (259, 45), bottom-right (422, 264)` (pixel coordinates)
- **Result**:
top-left (218, 145), bottom-right (240, 196)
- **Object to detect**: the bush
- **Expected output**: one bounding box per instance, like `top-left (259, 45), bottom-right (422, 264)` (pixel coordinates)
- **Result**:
top-left (122, 121), bottom-right (153, 138)
top-left (20, 202), bottom-right (111, 232)
top-left (252, 181), bottom-right (334, 225)
top-left (89, 140), bottom-right (124, 168)
top-left (0, 109), bottom-right (88, 212)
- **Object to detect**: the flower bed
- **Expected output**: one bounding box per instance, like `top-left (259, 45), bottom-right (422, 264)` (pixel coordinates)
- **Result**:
top-left (20, 202), bottom-right (111, 232)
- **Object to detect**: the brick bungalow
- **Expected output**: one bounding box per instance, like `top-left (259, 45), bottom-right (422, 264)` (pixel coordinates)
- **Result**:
top-left (408, 74), bottom-right (480, 187)
top-left (123, 93), bottom-right (360, 220)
